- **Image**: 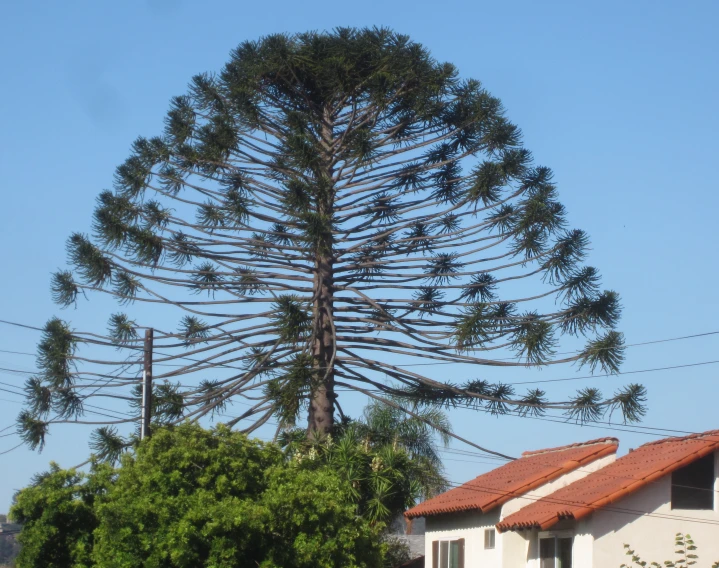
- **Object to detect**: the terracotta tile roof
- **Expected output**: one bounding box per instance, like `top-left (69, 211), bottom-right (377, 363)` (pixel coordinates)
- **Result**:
top-left (405, 437), bottom-right (618, 519)
top-left (497, 429), bottom-right (719, 532)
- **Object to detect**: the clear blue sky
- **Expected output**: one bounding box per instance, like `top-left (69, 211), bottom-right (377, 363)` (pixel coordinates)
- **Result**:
top-left (1, 0), bottom-right (718, 513)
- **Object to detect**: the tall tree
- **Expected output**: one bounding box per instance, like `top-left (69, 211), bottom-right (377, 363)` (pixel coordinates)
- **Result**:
top-left (19, 28), bottom-right (644, 456)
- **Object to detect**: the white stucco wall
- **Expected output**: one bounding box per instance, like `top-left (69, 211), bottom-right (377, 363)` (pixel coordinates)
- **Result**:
top-left (423, 451), bottom-right (616, 567)
top-left (588, 450), bottom-right (719, 567)
top-left (500, 453), bottom-right (617, 567)
top-left (515, 450), bottom-right (719, 568)
top-left (425, 508), bottom-right (502, 567)
top-left (572, 520), bottom-right (593, 568)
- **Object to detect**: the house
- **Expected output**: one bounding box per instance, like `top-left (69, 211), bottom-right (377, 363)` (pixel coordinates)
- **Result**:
top-left (388, 515), bottom-right (426, 565)
top-left (405, 437), bottom-right (619, 567)
top-left (0, 523), bottom-right (20, 534)
top-left (388, 515), bottom-right (424, 560)
top-left (405, 430), bottom-right (719, 568)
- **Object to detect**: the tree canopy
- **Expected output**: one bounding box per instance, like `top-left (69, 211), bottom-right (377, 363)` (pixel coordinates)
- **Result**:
top-left (10, 423), bottom-right (387, 568)
top-left (280, 398), bottom-right (451, 522)
top-left (19, 27), bottom-right (645, 457)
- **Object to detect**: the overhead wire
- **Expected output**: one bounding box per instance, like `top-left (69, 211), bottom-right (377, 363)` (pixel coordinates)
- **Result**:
top-left (1, 355), bottom-right (718, 395)
top-left (3, 326), bottom-right (719, 522)
top-left (439, 478), bottom-right (719, 529)
top-left (2, 317), bottom-right (718, 372)
top-left (2, 316), bottom-right (719, 453)
top-left (0, 442), bottom-right (24, 456)
top-left (510, 359), bottom-right (719, 386)
top-left (437, 446), bottom-right (719, 496)
top-left (351, 383), bottom-right (715, 441)
top-left (0, 379), bottom-right (136, 420)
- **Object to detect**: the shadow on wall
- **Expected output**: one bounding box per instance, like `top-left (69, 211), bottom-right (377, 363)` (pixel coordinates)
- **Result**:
top-left (425, 508), bottom-right (501, 533)
top-left (591, 476), bottom-right (672, 540)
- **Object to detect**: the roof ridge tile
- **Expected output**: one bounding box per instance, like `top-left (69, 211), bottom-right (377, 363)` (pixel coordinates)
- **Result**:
top-left (521, 437), bottom-right (619, 457)
top-left (640, 429), bottom-right (719, 447)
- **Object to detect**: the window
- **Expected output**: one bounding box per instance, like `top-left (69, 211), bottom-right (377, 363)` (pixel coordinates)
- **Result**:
top-left (671, 454), bottom-right (715, 510)
top-left (431, 538), bottom-right (464, 568)
top-left (484, 528), bottom-right (496, 549)
top-left (539, 535), bottom-right (572, 568)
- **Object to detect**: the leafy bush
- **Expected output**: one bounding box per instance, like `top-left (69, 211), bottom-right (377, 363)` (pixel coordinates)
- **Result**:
top-left (11, 424), bottom-right (386, 567)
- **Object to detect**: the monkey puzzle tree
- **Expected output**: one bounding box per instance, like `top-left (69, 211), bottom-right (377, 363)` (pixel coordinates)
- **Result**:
top-left (19, 28), bottom-right (644, 456)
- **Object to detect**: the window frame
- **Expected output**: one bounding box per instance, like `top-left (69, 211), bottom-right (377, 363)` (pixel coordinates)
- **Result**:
top-left (484, 528), bottom-right (496, 550)
top-left (431, 537), bottom-right (465, 568)
top-left (670, 453), bottom-right (716, 511)
top-left (538, 531), bottom-right (573, 568)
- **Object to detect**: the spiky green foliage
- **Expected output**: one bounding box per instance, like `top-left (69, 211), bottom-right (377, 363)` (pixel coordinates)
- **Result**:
top-left (24, 28), bottom-right (640, 454)
top-left (17, 410), bottom-right (49, 451)
top-left (107, 313), bottom-right (138, 345)
top-left (24, 377), bottom-right (53, 418)
top-left (37, 317), bottom-right (77, 387)
top-left (453, 303), bottom-right (493, 351)
top-left (153, 382), bottom-right (185, 423)
top-left (90, 426), bottom-right (129, 464)
top-left (271, 296), bottom-right (312, 345)
top-left (127, 381), bottom-right (185, 428)
top-left (52, 387), bottom-right (84, 419)
top-left (578, 330), bottom-right (626, 373)
top-left (18, 318), bottom-right (86, 443)
top-left (280, 399), bottom-right (451, 522)
top-left (265, 354), bottom-right (315, 427)
top-left (194, 379), bottom-right (229, 417)
top-left (511, 313), bottom-right (557, 365)
top-left (50, 270), bottom-right (80, 307)
top-left (178, 315), bottom-right (210, 344)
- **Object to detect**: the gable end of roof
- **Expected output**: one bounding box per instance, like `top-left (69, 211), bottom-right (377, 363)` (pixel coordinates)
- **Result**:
top-left (497, 429), bottom-right (719, 533)
top-left (405, 437), bottom-right (618, 520)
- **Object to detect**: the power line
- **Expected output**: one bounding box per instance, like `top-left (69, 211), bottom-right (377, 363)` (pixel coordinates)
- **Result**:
top-left (0, 319), bottom-right (43, 332)
top-left (356, 382), bottom-right (713, 441)
top-left (2, 317), bottom-right (718, 372)
top-left (3, 353), bottom-right (719, 396)
top-left (510, 359), bottom-right (719, 386)
top-left (345, 330), bottom-right (719, 367)
top-left (0, 371), bottom-right (706, 444)
top-left (0, 379), bottom-right (136, 420)
top-left (0, 387), bottom-right (24, 399)
top-left (1, 316), bottom-right (717, 452)
top-left (0, 368), bottom-right (34, 376)
top-left (435, 398), bottom-right (689, 439)
top-left (0, 349), bottom-right (34, 357)
top-left (437, 446), bottom-right (719, 496)
top-left (440, 478), bottom-right (719, 529)
top-left (0, 442), bottom-right (24, 456)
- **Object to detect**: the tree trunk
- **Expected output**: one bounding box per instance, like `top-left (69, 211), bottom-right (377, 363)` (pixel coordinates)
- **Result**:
top-left (307, 250), bottom-right (335, 436)
top-left (307, 107), bottom-right (336, 437)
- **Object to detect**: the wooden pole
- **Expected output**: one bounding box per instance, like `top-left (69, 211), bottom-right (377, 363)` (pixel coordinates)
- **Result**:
top-left (141, 328), bottom-right (153, 440)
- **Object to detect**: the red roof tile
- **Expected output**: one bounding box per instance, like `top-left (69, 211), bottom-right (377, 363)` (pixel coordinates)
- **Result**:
top-left (497, 429), bottom-right (719, 532)
top-left (405, 437), bottom-right (618, 519)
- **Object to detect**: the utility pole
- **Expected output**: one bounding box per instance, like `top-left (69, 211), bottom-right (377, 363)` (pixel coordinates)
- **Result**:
top-left (141, 328), bottom-right (153, 440)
